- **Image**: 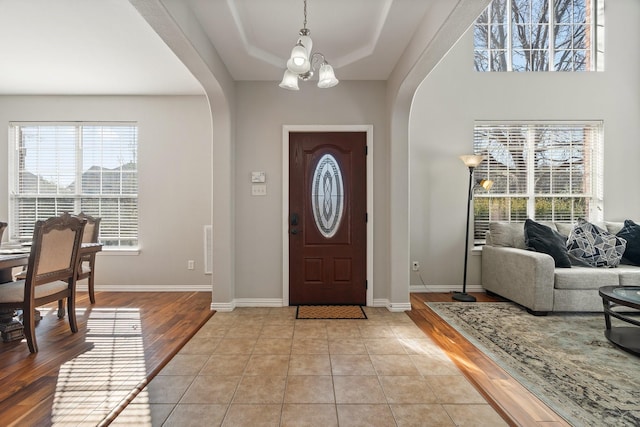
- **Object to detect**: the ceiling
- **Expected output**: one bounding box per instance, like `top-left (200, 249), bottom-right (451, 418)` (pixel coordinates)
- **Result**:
top-left (0, 0), bottom-right (456, 95)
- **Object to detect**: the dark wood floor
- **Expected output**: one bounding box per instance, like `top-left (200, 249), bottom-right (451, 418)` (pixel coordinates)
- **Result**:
top-left (0, 291), bottom-right (213, 426)
top-left (410, 292), bottom-right (570, 427)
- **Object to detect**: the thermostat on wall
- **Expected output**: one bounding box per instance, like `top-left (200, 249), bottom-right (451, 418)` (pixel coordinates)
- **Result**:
top-left (251, 171), bottom-right (266, 183)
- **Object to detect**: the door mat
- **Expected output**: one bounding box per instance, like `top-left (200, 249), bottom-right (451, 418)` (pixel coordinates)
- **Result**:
top-left (296, 305), bottom-right (367, 319)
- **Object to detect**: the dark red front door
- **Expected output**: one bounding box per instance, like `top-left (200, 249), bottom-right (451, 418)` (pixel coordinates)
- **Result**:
top-left (289, 132), bottom-right (367, 305)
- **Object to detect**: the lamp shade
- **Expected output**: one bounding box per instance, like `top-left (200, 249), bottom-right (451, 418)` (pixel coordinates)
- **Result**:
top-left (287, 43), bottom-right (310, 73)
top-left (460, 154), bottom-right (485, 168)
top-left (298, 34), bottom-right (313, 57)
top-left (477, 178), bottom-right (493, 191)
top-left (317, 63), bottom-right (339, 88)
top-left (279, 70), bottom-right (300, 90)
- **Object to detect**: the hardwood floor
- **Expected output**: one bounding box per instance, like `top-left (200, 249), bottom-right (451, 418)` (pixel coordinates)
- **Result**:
top-left (0, 291), bottom-right (213, 426)
top-left (410, 292), bottom-right (570, 427)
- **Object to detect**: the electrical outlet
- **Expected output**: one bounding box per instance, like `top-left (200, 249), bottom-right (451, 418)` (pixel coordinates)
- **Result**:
top-left (412, 261), bottom-right (419, 271)
top-left (187, 260), bottom-right (195, 270)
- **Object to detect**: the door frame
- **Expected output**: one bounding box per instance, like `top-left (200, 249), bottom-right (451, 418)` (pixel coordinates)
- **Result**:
top-left (282, 125), bottom-right (373, 307)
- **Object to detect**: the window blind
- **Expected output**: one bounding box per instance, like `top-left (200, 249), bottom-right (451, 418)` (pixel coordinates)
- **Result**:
top-left (10, 123), bottom-right (138, 248)
top-left (472, 121), bottom-right (603, 241)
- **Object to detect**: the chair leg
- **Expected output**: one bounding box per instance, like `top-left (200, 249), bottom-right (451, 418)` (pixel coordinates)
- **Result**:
top-left (23, 306), bottom-right (38, 353)
top-left (67, 295), bottom-right (78, 334)
top-left (57, 299), bottom-right (65, 319)
top-left (88, 273), bottom-right (96, 304)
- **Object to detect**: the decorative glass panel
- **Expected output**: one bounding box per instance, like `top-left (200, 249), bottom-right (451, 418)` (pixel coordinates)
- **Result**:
top-left (311, 154), bottom-right (344, 238)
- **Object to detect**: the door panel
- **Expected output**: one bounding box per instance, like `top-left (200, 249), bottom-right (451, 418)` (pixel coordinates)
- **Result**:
top-left (289, 132), bottom-right (366, 305)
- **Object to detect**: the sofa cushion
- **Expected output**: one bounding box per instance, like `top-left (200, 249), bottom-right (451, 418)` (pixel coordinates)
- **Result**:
top-left (616, 219), bottom-right (640, 266)
top-left (524, 219), bottom-right (572, 268)
top-left (566, 219), bottom-right (626, 267)
top-left (616, 265), bottom-right (640, 286)
top-left (554, 267), bottom-right (620, 290)
top-left (606, 221), bottom-right (625, 235)
top-left (488, 222), bottom-right (527, 249)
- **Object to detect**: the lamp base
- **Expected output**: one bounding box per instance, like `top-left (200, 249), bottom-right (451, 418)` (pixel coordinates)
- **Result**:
top-left (452, 292), bottom-right (477, 302)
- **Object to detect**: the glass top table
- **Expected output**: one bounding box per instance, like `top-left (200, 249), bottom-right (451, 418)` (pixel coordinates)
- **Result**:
top-left (599, 286), bottom-right (640, 355)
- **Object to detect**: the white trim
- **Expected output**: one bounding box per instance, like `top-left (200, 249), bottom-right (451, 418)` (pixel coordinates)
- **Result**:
top-left (211, 301), bottom-right (236, 312)
top-left (387, 302), bottom-right (412, 312)
top-left (282, 125), bottom-right (374, 307)
top-left (371, 298), bottom-right (411, 312)
top-left (234, 298), bottom-right (284, 307)
top-left (204, 225), bottom-right (213, 274)
top-left (92, 284), bottom-right (212, 292)
top-left (409, 285), bottom-right (485, 293)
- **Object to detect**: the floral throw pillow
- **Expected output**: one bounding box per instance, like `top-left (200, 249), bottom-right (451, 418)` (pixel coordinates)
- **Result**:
top-left (566, 219), bottom-right (627, 267)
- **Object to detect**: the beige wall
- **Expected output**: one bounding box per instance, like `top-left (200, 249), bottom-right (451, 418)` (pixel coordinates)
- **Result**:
top-left (233, 81), bottom-right (390, 303)
top-left (0, 95), bottom-right (213, 290)
top-left (409, 0), bottom-right (640, 290)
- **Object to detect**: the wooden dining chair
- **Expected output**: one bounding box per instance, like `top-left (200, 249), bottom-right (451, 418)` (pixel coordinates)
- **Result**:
top-left (76, 213), bottom-right (101, 304)
top-left (0, 213), bottom-right (86, 353)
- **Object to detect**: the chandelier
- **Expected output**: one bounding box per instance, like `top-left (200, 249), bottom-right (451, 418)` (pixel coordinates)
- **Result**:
top-left (279, 0), bottom-right (339, 90)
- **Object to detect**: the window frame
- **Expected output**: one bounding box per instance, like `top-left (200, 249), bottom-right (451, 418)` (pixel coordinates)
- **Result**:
top-left (472, 120), bottom-right (604, 242)
top-left (8, 121), bottom-right (139, 251)
top-left (474, 0), bottom-right (605, 72)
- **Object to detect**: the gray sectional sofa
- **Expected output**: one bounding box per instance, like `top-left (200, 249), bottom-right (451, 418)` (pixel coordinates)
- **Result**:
top-left (481, 221), bottom-right (640, 314)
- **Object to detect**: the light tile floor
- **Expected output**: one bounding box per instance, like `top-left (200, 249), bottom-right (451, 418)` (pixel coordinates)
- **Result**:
top-left (113, 307), bottom-right (507, 426)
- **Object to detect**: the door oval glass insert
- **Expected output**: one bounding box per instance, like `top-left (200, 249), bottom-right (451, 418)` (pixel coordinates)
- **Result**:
top-left (311, 154), bottom-right (344, 238)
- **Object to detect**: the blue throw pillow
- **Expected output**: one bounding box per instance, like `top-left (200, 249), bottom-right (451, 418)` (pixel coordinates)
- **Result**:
top-left (524, 219), bottom-right (572, 268)
top-left (616, 219), bottom-right (640, 265)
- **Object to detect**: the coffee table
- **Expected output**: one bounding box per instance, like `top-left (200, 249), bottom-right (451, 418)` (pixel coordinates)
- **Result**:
top-left (599, 286), bottom-right (640, 356)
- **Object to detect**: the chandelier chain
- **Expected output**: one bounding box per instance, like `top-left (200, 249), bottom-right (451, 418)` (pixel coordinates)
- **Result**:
top-left (303, 0), bottom-right (307, 30)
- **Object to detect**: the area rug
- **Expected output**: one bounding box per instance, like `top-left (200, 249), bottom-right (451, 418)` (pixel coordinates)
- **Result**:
top-left (296, 305), bottom-right (367, 319)
top-left (427, 302), bottom-right (640, 427)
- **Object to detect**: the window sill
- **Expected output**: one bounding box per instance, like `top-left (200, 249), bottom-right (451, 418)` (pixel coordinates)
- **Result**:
top-left (99, 248), bottom-right (140, 256)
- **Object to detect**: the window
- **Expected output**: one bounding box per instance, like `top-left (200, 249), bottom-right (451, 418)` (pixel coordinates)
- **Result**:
top-left (9, 123), bottom-right (138, 249)
top-left (474, 0), bottom-right (605, 72)
top-left (472, 121), bottom-right (603, 241)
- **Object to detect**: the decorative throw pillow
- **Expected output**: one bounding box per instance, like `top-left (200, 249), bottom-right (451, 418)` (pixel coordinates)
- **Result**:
top-left (566, 219), bottom-right (626, 267)
top-left (616, 219), bottom-right (640, 265)
top-left (524, 219), bottom-right (572, 268)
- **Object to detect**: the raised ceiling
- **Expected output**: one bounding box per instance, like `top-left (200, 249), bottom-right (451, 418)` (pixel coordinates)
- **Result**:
top-left (0, 0), bottom-right (465, 95)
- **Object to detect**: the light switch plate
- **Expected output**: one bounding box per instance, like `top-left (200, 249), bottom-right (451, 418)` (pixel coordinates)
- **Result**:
top-left (251, 171), bottom-right (266, 183)
top-left (252, 184), bottom-right (267, 196)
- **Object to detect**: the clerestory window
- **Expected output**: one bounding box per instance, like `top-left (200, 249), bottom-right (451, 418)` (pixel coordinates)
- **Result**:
top-left (9, 122), bottom-right (138, 249)
top-left (472, 121), bottom-right (603, 241)
top-left (474, 0), bottom-right (605, 72)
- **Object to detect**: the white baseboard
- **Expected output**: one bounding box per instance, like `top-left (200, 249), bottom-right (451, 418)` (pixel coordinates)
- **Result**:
top-left (372, 298), bottom-right (411, 312)
top-left (88, 284), bottom-right (212, 292)
top-left (233, 298), bottom-right (284, 307)
top-left (410, 285), bottom-right (485, 293)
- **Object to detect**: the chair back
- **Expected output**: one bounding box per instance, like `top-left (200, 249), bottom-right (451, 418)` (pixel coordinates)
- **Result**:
top-left (77, 213), bottom-right (100, 244)
top-left (0, 221), bottom-right (6, 243)
top-left (24, 213), bottom-right (86, 293)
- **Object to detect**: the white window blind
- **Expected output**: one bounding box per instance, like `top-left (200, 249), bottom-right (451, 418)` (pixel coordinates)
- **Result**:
top-left (9, 123), bottom-right (138, 248)
top-left (473, 121), bottom-right (603, 241)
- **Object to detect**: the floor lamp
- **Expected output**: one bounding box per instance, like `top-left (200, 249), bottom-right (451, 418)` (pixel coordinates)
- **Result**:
top-left (453, 155), bottom-right (493, 302)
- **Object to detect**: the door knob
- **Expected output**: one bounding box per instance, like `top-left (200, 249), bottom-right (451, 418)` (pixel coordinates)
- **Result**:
top-left (290, 229), bottom-right (299, 235)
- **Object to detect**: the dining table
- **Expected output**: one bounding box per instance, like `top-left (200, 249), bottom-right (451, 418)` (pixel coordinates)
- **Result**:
top-left (0, 242), bottom-right (103, 341)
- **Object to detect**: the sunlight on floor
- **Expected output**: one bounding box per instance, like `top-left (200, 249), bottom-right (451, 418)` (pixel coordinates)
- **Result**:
top-left (50, 307), bottom-right (149, 426)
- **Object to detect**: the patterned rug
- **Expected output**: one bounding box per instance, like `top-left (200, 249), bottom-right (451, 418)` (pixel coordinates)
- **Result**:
top-left (427, 302), bottom-right (640, 427)
top-left (296, 305), bottom-right (367, 319)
